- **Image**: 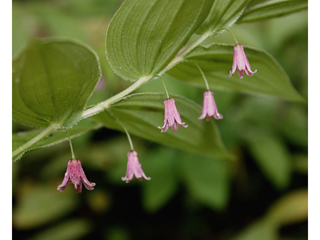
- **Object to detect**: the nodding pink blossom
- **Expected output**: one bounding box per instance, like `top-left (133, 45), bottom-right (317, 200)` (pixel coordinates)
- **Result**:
top-left (199, 90), bottom-right (223, 121)
top-left (57, 159), bottom-right (95, 193)
top-left (158, 98), bottom-right (188, 132)
top-left (122, 150), bottom-right (151, 183)
top-left (229, 44), bottom-right (257, 79)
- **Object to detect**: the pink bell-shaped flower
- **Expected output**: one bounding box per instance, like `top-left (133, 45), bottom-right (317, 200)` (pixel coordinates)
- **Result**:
top-left (57, 159), bottom-right (96, 193)
top-left (229, 44), bottom-right (257, 79)
top-left (199, 90), bottom-right (223, 120)
top-left (158, 98), bottom-right (188, 132)
top-left (122, 150), bottom-right (151, 183)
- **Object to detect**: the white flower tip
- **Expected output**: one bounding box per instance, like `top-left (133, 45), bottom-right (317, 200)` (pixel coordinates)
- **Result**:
top-left (121, 177), bottom-right (131, 183)
top-left (215, 114), bottom-right (223, 120)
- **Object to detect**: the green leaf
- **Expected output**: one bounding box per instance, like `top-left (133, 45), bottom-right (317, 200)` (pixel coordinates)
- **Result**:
top-left (13, 185), bottom-right (78, 229)
top-left (279, 104), bottom-right (308, 147)
top-left (30, 219), bottom-right (91, 240)
top-left (265, 189), bottom-right (308, 227)
top-left (91, 93), bottom-right (232, 160)
top-left (196, 0), bottom-right (249, 35)
top-left (180, 153), bottom-right (230, 210)
top-left (293, 154), bottom-right (308, 174)
top-left (232, 219), bottom-right (277, 240)
top-left (232, 189), bottom-right (308, 240)
top-left (13, 38), bottom-right (101, 128)
top-left (245, 130), bottom-right (292, 189)
top-left (142, 148), bottom-right (178, 212)
top-left (106, 0), bottom-right (214, 81)
top-left (167, 44), bottom-right (305, 102)
top-left (238, 0), bottom-right (308, 23)
top-left (12, 119), bottom-right (101, 161)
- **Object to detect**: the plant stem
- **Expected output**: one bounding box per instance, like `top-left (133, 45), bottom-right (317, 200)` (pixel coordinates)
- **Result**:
top-left (222, 28), bottom-right (238, 44)
top-left (160, 31), bottom-right (212, 74)
top-left (81, 75), bottom-right (152, 119)
top-left (13, 32), bottom-right (212, 161)
top-left (66, 131), bottom-right (76, 159)
top-left (159, 76), bottom-right (170, 98)
top-left (81, 32), bottom-right (212, 120)
top-left (194, 62), bottom-right (210, 90)
top-left (107, 110), bottom-right (134, 150)
top-left (12, 123), bottom-right (60, 159)
top-left (123, 127), bottom-right (134, 150)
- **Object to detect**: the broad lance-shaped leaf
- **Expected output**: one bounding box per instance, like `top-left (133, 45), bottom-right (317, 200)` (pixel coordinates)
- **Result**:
top-left (12, 185), bottom-right (78, 229)
top-left (180, 153), bottom-right (230, 210)
top-left (141, 148), bottom-right (178, 213)
top-left (196, 0), bottom-right (250, 35)
top-left (245, 130), bottom-right (292, 190)
top-left (91, 93), bottom-right (232, 160)
top-left (13, 38), bottom-right (101, 128)
top-left (12, 120), bottom-right (102, 161)
top-left (106, 0), bottom-right (213, 81)
top-left (237, 0), bottom-right (308, 23)
top-left (167, 44), bottom-right (305, 102)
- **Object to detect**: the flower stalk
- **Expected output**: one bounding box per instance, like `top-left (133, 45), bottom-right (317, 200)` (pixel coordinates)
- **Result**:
top-left (194, 62), bottom-right (210, 90)
top-left (80, 32), bottom-right (213, 121)
top-left (159, 76), bottom-right (170, 99)
top-left (67, 131), bottom-right (75, 159)
top-left (13, 30), bottom-right (213, 160)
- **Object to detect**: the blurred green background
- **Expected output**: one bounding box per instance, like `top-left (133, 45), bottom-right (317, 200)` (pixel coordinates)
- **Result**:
top-left (12, 0), bottom-right (308, 239)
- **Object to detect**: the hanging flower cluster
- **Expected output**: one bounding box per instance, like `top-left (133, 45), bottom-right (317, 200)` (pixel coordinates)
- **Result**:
top-left (58, 38), bottom-right (256, 192)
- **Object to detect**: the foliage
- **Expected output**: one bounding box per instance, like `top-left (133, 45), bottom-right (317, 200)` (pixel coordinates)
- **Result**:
top-left (12, 0), bottom-right (307, 239)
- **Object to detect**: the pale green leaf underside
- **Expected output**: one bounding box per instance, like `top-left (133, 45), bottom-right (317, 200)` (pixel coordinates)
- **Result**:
top-left (167, 44), bottom-right (304, 102)
top-left (238, 0), bottom-right (308, 23)
top-left (92, 93), bottom-right (232, 160)
top-left (106, 0), bottom-right (213, 81)
top-left (197, 0), bottom-right (250, 35)
top-left (13, 38), bottom-right (101, 128)
top-left (12, 120), bottom-right (101, 161)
